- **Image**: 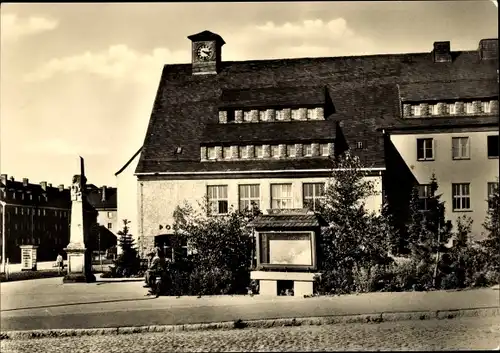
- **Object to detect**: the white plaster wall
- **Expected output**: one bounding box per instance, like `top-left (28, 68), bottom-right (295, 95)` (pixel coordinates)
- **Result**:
top-left (390, 130), bottom-right (499, 239)
top-left (96, 210), bottom-right (117, 234)
top-left (138, 174), bottom-right (383, 252)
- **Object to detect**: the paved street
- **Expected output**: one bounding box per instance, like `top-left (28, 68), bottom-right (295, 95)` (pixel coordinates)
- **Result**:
top-left (2, 316), bottom-right (500, 352)
top-left (1, 276), bottom-right (499, 332)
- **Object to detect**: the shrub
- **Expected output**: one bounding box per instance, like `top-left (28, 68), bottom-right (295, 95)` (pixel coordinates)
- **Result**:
top-left (187, 266), bottom-right (233, 296)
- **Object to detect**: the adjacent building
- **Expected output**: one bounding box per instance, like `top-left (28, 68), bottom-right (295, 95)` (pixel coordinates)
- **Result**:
top-left (0, 175), bottom-right (71, 264)
top-left (133, 30), bottom-right (498, 259)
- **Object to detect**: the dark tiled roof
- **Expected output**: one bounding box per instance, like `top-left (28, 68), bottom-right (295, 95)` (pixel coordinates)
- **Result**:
top-left (219, 86), bottom-right (325, 109)
top-left (248, 214), bottom-right (328, 228)
top-left (115, 147), bottom-right (143, 176)
top-left (380, 116), bottom-right (499, 131)
top-left (201, 121), bottom-right (336, 145)
top-left (136, 44), bottom-right (498, 175)
top-left (1, 180), bottom-right (71, 209)
top-left (86, 187), bottom-right (117, 210)
top-left (398, 79), bottom-right (499, 102)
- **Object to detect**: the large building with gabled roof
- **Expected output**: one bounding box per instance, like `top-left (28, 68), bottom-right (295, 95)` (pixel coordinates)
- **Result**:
top-left (133, 30), bottom-right (498, 258)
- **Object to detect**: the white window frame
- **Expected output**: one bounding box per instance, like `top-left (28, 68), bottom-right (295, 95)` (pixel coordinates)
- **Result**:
top-left (306, 108), bottom-right (316, 120)
top-left (275, 109), bottom-right (285, 121)
top-left (452, 183), bottom-right (471, 211)
top-left (255, 145), bottom-right (264, 158)
top-left (270, 145), bottom-right (280, 158)
top-left (207, 147), bottom-right (216, 160)
top-left (465, 102), bottom-right (474, 114)
top-left (238, 146), bottom-right (248, 159)
top-left (448, 103), bottom-right (456, 115)
top-left (108, 212), bottom-right (113, 218)
top-left (239, 184), bottom-right (260, 212)
top-left (303, 183), bottom-right (325, 211)
top-left (482, 101), bottom-right (491, 113)
top-left (320, 143), bottom-right (329, 156)
top-left (286, 144), bottom-right (295, 157)
top-left (243, 110), bottom-right (252, 122)
top-left (259, 110), bottom-right (267, 122)
top-left (207, 185), bottom-right (229, 215)
top-left (487, 182), bottom-right (498, 210)
top-left (417, 138), bottom-right (434, 161)
top-left (452, 137), bottom-right (470, 160)
top-left (429, 104), bottom-right (438, 116)
top-left (303, 144), bottom-right (312, 157)
top-left (222, 146), bottom-right (231, 160)
top-left (418, 184), bottom-right (431, 211)
top-left (271, 183), bottom-right (293, 209)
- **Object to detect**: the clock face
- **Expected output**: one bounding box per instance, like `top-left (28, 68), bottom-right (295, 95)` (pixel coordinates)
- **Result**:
top-left (196, 44), bottom-right (213, 61)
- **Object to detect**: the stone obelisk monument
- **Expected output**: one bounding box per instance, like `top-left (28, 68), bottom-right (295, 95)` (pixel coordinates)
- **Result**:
top-left (63, 157), bottom-right (96, 283)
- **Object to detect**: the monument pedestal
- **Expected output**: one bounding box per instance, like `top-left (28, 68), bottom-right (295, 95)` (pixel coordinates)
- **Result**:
top-left (63, 244), bottom-right (96, 283)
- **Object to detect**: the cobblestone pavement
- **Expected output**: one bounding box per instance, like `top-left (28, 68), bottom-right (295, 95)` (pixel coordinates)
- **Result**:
top-left (2, 316), bottom-right (499, 352)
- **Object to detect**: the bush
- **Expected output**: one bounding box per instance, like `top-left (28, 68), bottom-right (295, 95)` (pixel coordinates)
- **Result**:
top-left (188, 266), bottom-right (233, 296)
top-left (0, 270), bottom-right (64, 282)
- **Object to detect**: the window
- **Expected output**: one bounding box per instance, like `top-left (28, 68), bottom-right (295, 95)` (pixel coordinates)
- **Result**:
top-left (15, 207), bottom-right (18, 215)
top-left (356, 141), bottom-right (364, 149)
top-left (291, 109), bottom-right (300, 120)
top-left (487, 182), bottom-right (498, 210)
top-left (270, 145), bottom-right (280, 158)
top-left (238, 146), bottom-right (247, 159)
top-left (482, 101), bottom-right (491, 113)
top-left (286, 144), bottom-right (295, 157)
top-left (317, 143), bottom-right (328, 156)
top-left (207, 147), bottom-right (216, 160)
top-left (259, 110), bottom-right (267, 122)
top-left (452, 183), bottom-right (471, 211)
top-left (271, 184), bottom-right (292, 209)
top-left (222, 146), bottom-right (231, 160)
top-left (303, 183), bottom-right (325, 211)
top-left (487, 135), bottom-right (499, 158)
top-left (411, 105), bottom-right (421, 116)
top-left (239, 184), bottom-right (260, 211)
top-left (417, 184), bottom-right (432, 211)
top-left (465, 102), bottom-right (474, 114)
top-left (43, 209), bottom-right (46, 216)
top-left (255, 146), bottom-right (264, 158)
top-left (303, 144), bottom-right (312, 157)
top-left (417, 138), bottom-right (434, 161)
top-left (448, 103), bottom-right (456, 115)
top-left (429, 104), bottom-right (438, 115)
top-left (226, 110), bottom-right (235, 123)
top-left (275, 110), bottom-right (285, 121)
top-left (207, 185), bottom-right (228, 214)
top-left (108, 212), bottom-right (113, 218)
top-left (306, 109), bottom-right (316, 120)
top-left (452, 137), bottom-right (470, 160)
top-left (243, 110), bottom-right (252, 122)
top-left (107, 223), bottom-right (112, 229)
top-left (21, 208), bottom-right (24, 215)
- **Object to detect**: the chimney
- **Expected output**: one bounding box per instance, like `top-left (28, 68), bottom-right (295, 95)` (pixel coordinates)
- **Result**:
top-left (58, 184), bottom-right (64, 191)
top-left (101, 186), bottom-right (106, 202)
top-left (432, 41), bottom-right (451, 63)
top-left (478, 39), bottom-right (498, 60)
top-left (0, 174), bottom-right (6, 185)
top-left (22, 178), bottom-right (29, 187)
top-left (10, 177), bottom-right (14, 182)
top-left (48, 183), bottom-right (52, 187)
top-left (40, 181), bottom-right (47, 191)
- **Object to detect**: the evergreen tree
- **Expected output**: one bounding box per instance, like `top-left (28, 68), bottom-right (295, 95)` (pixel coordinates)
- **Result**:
top-left (481, 185), bottom-right (500, 274)
top-left (114, 219), bottom-right (140, 277)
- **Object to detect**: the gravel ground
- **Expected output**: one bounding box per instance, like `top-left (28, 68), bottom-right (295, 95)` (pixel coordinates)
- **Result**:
top-left (2, 316), bottom-right (499, 352)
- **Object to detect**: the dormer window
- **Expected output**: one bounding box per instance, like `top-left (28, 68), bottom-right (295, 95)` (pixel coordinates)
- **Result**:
top-left (291, 108), bottom-right (301, 121)
top-left (448, 103), bottom-right (456, 115)
top-left (275, 110), bottom-right (285, 121)
top-left (320, 143), bottom-right (329, 156)
top-left (243, 110), bottom-right (252, 122)
top-left (303, 144), bottom-right (312, 156)
top-left (207, 147), bottom-right (216, 160)
top-left (411, 105), bottom-right (421, 116)
top-left (306, 108), bottom-right (316, 120)
top-left (259, 110), bottom-right (267, 121)
top-left (255, 146), bottom-right (264, 158)
top-left (227, 110), bottom-right (235, 123)
top-left (482, 101), bottom-right (491, 113)
top-left (286, 144), bottom-right (295, 157)
top-left (222, 146), bottom-right (231, 159)
top-left (465, 102), bottom-right (474, 114)
top-left (239, 146), bottom-right (248, 159)
top-left (429, 104), bottom-right (438, 115)
top-left (270, 145), bottom-right (280, 158)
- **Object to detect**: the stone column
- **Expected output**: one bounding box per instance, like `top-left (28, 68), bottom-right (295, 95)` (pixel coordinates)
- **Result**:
top-left (311, 143), bottom-right (320, 157)
top-left (263, 144), bottom-right (271, 159)
top-left (402, 104), bottom-right (412, 118)
top-left (235, 110), bottom-right (243, 123)
top-left (491, 100), bottom-right (499, 114)
top-left (283, 108), bottom-right (291, 122)
top-left (218, 111), bottom-right (227, 124)
top-left (295, 143), bottom-right (303, 158)
top-left (215, 146), bottom-right (223, 160)
top-left (200, 146), bottom-right (207, 161)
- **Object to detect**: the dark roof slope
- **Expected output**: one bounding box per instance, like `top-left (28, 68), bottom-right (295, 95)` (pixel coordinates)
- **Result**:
top-left (86, 187), bottom-right (117, 210)
top-left (136, 44), bottom-right (498, 174)
top-left (399, 79), bottom-right (498, 102)
top-left (201, 120), bottom-right (336, 145)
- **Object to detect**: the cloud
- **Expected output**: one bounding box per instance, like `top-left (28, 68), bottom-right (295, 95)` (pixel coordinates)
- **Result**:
top-left (1, 13), bottom-right (59, 42)
top-left (23, 44), bottom-right (190, 83)
top-left (224, 17), bottom-right (376, 60)
top-left (24, 138), bottom-right (109, 156)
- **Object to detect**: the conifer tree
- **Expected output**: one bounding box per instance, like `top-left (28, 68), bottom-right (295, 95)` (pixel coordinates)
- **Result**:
top-left (114, 219), bottom-right (140, 277)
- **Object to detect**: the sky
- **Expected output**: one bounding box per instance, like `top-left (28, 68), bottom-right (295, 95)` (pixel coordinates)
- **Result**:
top-left (1, 1), bottom-right (498, 188)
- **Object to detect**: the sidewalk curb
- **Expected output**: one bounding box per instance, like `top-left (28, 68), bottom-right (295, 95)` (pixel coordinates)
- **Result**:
top-left (1, 306), bottom-right (498, 340)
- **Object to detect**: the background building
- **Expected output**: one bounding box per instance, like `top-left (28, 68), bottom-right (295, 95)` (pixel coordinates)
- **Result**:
top-left (0, 174), bottom-right (71, 264)
top-left (133, 31), bottom-right (498, 258)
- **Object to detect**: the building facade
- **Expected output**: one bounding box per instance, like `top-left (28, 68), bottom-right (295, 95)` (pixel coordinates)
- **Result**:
top-left (134, 31), bottom-right (498, 258)
top-left (0, 175), bottom-right (71, 264)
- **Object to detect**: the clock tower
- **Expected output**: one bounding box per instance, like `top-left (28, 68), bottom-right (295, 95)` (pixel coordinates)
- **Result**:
top-left (188, 30), bottom-right (225, 75)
